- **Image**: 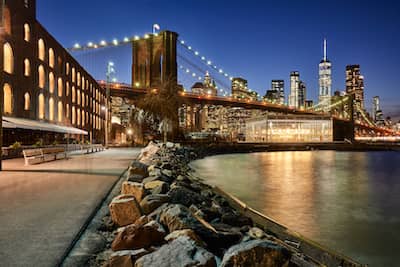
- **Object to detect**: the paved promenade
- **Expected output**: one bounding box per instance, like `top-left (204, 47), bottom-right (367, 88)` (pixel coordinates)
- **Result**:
top-left (0, 148), bottom-right (140, 267)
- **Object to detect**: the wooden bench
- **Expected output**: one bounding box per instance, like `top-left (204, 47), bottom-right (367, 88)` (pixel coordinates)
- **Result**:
top-left (23, 147), bottom-right (67, 165)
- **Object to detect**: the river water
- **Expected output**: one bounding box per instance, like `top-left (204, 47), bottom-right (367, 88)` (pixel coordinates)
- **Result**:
top-left (191, 151), bottom-right (400, 266)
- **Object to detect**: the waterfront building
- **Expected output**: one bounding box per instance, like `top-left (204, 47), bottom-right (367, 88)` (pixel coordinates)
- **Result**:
top-left (263, 89), bottom-right (280, 103)
top-left (1, 0), bottom-right (107, 146)
top-left (372, 96), bottom-right (384, 125)
top-left (245, 114), bottom-right (333, 143)
top-left (318, 39), bottom-right (332, 111)
top-left (346, 65), bottom-right (365, 119)
top-left (299, 81), bottom-right (306, 109)
top-left (191, 71), bottom-right (217, 96)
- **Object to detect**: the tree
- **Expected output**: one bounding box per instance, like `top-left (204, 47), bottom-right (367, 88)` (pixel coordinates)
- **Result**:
top-left (136, 77), bottom-right (184, 143)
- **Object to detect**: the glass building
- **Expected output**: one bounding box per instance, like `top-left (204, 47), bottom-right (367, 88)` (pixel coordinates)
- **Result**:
top-left (245, 115), bottom-right (333, 143)
top-left (318, 39), bottom-right (332, 111)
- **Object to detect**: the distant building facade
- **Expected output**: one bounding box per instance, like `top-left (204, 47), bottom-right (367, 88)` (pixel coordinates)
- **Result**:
top-left (231, 77), bottom-right (258, 101)
top-left (289, 72), bottom-right (306, 108)
top-left (264, 80), bottom-right (284, 104)
top-left (346, 64), bottom-right (365, 112)
top-left (1, 0), bottom-right (107, 145)
top-left (191, 71), bottom-right (217, 96)
top-left (372, 96), bottom-right (384, 125)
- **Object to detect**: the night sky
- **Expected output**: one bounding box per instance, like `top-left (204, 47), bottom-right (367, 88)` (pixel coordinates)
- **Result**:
top-left (37, 0), bottom-right (400, 119)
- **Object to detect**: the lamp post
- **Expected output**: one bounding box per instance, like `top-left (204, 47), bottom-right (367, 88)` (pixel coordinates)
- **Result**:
top-left (104, 62), bottom-right (114, 148)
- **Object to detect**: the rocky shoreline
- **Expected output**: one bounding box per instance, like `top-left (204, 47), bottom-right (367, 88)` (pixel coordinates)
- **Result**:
top-left (81, 142), bottom-right (362, 267)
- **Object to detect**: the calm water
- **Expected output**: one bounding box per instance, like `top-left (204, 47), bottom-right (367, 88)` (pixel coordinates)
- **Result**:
top-left (191, 151), bottom-right (400, 266)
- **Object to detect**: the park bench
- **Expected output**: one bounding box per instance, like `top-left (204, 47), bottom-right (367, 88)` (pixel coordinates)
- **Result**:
top-left (23, 147), bottom-right (67, 165)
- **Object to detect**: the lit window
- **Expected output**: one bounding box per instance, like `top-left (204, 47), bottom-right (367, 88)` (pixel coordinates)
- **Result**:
top-left (66, 81), bottom-right (70, 96)
top-left (24, 0), bottom-right (29, 8)
top-left (82, 92), bottom-right (85, 107)
top-left (82, 110), bottom-right (85, 126)
top-left (3, 43), bottom-right (14, 74)
top-left (66, 62), bottom-right (70, 75)
top-left (3, 83), bottom-right (13, 114)
top-left (58, 78), bottom-right (63, 97)
top-left (58, 101), bottom-right (63, 122)
top-left (49, 97), bottom-right (54, 121)
top-left (38, 93), bottom-right (45, 119)
top-left (24, 58), bottom-right (30, 76)
top-left (81, 76), bottom-right (85, 90)
top-left (24, 92), bottom-right (30, 111)
top-left (49, 48), bottom-right (55, 68)
top-left (49, 72), bottom-right (55, 93)
top-left (66, 104), bottom-right (70, 119)
top-left (72, 67), bottom-right (75, 83)
top-left (24, 24), bottom-right (30, 42)
top-left (38, 39), bottom-right (45, 61)
top-left (72, 106), bottom-right (76, 124)
top-left (77, 108), bottom-right (81, 126)
top-left (38, 65), bottom-right (45, 88)
top-left (77, 72), bottom-right (81, 86)
top-left (77, 89), bottom-right (81, 105)
top-left (72, 86), bottom-right (76, 103)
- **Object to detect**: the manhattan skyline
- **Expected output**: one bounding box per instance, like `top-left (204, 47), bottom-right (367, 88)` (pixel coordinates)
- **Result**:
top-left (37, 0), bottom-right (400, 119)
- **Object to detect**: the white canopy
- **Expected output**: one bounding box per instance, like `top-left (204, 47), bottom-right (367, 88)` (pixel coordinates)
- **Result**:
top-left (2, 116), bottom-right (88, 135)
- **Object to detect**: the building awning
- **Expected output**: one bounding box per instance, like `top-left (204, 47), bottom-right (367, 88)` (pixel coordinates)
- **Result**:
top-left (2, 116), bottom-right (88, 135)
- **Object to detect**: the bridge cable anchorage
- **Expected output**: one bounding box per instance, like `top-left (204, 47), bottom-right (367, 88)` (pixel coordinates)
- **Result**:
top-left (178, 54), bottom-right (231, 96)
top-left (178, 38), bottom-right (234, 82)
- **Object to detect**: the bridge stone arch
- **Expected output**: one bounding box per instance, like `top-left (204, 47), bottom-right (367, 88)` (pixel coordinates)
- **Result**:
top-left (132, 30), bottom-right (178, 89)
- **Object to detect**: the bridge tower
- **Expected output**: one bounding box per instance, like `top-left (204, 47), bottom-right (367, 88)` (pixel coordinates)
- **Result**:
top-left (132, 31), bottom-right (178, 89)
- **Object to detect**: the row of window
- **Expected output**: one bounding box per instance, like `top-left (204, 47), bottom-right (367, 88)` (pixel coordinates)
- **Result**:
top-left (3, 83), bottom-right (103, 129)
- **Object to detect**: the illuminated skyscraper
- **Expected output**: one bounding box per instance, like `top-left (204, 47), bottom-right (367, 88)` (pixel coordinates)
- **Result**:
top-left (299, 81), bottom-right (306, 108)
top-left (271, 80), bottom-right (285, 104)
top-left (346, 64), bottom-right (365, 110)
top-left (372, 96), bottom-right (384, 125)
top-left (289, 71), bottom-right (300, 108)
top-left (318, 39), bottom-right (332, 111)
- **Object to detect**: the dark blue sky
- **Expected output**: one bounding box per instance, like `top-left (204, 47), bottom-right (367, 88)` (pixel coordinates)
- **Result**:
top-left (37, 0), bottom-right (400, 118)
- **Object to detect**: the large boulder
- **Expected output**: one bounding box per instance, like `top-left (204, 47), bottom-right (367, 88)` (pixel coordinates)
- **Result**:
top-left (159, 204), bottom-right (199, 232)
top-left (165, 229), bottom-right (205, 247)
top-left (144, 180), bottom-right (169, 194)
top-left (140, 194), bottom-right (170, 215)
top-left (121, 182), bottom-right (145, 202)
top-left (109, 195), bottom-right (142, 227)
top-left (128, 161), bottom-right (149, 178)
top-left (220, 239), bottom-right (291, 267)
top-left (112, 220), bottom-right (166, 251)
top-left (221, 212), bottom-right (252, 227)
top-left (105, 249), bottom-right (149, 267)
top-left (168, 186), bottom-right (206, 207)
top-left (134, 236), bottom-right (216, 267)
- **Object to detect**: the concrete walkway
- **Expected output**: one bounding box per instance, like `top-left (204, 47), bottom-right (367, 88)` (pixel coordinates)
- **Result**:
top-left (0, 148), bottom-right (141, 267)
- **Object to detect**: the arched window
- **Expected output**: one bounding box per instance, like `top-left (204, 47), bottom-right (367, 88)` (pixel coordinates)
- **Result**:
top-left (38, 65), bottom-right (45, 88)
top-left (24, 58), bottom-right (30, 76)
top-left (66, 104), bottom-right (70, 119)
top-left (77, 72), bottom-right (81, 86)
top-left (81, 76), bottom-right (85, 90)
top-left (24, 24), bottom-right (30, 42)
top-left (77, 108), bottom-right (81, 126)
top-left (38, 93), bottom-right (45, 119)
top-left (58, 78), bottom-right (63, 97)
top-left (49, 72), bottom-right (55, 93)
top-left (24, 92), bottom-right (30, 111)
top-left (72, 106), bottom-right (76, 124)
top-left (58, 101), bottom-right (63, 122)
top-left (66, 62), bottom-right (70, 75)
top-left (77, 89), bottom-right (81, 105)
top-left (82, 110), bottom-right (85, 126)
top-left (3, 43), bottom-right (14, 74)
top-left (72, 67), bottom-right (76, 83)
top-left (49, 97), bottom-right (54, 121)
top-left (38, 39), bottom-right (45, 61)
top-left (72, 86), bottom-right (76, 103)
top-left (82, 92), bottom-right (85, 107)
top-left (66, 81), bottom-right (70, 96)
top-left (49, 48), bottom-right (55, 68)
top-left (3, 84), bottom-right (13, 114)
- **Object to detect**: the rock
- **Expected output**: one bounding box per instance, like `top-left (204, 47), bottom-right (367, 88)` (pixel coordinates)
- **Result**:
top-left (140, 194), bottom-right (170, 215)
top-left (109, 195), bottom-right (143, 227)
top-left (165, 229), bottom-right (205, 247)
top-left (144, 180), bottom-right (169, 194)
top-left (128, 161), bottom-right (149, 178)
top-left (166, 142), bottom-right (175, 148)
top-left (134, 236), bottom-right (216, 267)
top-left (161, 169), bottom-right (173, 178)
top-left (127, 175), bottom-right (145, 183)
top-left (221, 212), bottom-right (252, 227)
top-left (168, 186), bottom-right (206, 207)
top-left (160, 162), bottom-right (172, 170)
top-left (220, 239), bottom-right (291, 267)
top-left (98, 215), bottom-right (116, 232)
top-left (121, 182), bottom-right (146, 202)
top-left (112, 221), bottom-right (166, 251)
top-left (248, 227), bottom-right (267, 239)
top-left (159, 204), bottom-right (199, 232)
top-left (105, 249), bottom-right (149, 267)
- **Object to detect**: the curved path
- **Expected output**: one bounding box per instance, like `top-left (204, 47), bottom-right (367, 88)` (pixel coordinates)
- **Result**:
top-left (0, 148), bottom-right (140, 267)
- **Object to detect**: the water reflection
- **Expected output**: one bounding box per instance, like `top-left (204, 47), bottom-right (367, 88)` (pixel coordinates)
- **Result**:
top-left (191, 151), bottom-right (400, 266)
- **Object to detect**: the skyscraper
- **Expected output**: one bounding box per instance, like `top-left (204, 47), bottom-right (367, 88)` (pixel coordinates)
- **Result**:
top-left (346, 65), bottom-right (365, 110)
top-left (289, 71), bottom-right (300, 108)
top-left (271, 80), bottom-right (284, 104)
top-left (318, 39), bottom-right (332, 111)
top-left (289, 72), bottom-right (305, 108)
top-left (372, 96), bottom-right (384, 125)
